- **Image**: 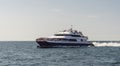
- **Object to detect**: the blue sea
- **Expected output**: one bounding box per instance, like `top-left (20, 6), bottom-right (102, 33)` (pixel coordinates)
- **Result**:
top-left (0, 41), bottom-right (120, 66)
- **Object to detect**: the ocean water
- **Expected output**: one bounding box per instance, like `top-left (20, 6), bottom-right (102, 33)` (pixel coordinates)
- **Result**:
top-left (0, 41), bottom-right (120, 66)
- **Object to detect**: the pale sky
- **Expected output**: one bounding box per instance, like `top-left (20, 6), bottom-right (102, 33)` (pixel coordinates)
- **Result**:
top-left (0, 0), bottom-right (120, 41)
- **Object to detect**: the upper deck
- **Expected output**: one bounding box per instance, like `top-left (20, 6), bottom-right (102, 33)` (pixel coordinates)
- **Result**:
top-left (54, 28), bottom-right (84, 37)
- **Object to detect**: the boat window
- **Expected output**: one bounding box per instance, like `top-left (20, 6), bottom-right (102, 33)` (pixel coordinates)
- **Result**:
top-left (69, 39), bottom-right (77, 41)
top-left (48, 38), bottom-right (77, 42)
top-left (71, 35), bottom-right (81, 37)
top-left (55, 38), bottom-right (77, 42)
top-left (54, 34), bottom-right (81, 37)
top-left (81, 39), bottom-right (83, 42)
top-left (54, 34), bottom-right (71, 36)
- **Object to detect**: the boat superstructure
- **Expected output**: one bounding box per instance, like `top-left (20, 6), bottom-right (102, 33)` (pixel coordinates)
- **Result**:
top-left (36, 28), bottom-right (94, 48)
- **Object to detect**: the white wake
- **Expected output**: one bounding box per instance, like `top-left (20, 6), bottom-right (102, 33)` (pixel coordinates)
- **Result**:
top-left (93, 42), bottom-right (120, 47)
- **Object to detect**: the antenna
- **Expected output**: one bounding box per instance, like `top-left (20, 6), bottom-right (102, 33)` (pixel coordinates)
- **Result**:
top-left (69, 25), bottom-right (73, 32)
top-left (71, 25), bottom-right (73, 30)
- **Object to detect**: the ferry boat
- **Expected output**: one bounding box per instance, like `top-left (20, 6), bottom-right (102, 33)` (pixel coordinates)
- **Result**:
top-left (36, 28), bottom-right (94, 48)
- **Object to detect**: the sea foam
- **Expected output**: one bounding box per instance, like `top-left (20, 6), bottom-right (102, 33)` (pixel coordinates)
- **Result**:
top-left (93, 42), bottom-right (120, 47)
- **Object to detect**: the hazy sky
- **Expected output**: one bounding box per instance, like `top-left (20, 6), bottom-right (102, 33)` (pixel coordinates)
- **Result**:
top-left (0, 0), bottom-right (120, 41)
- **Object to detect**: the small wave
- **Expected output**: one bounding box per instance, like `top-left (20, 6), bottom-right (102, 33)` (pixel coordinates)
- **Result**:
top-left (93, 42), bottom-right (120, 47)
